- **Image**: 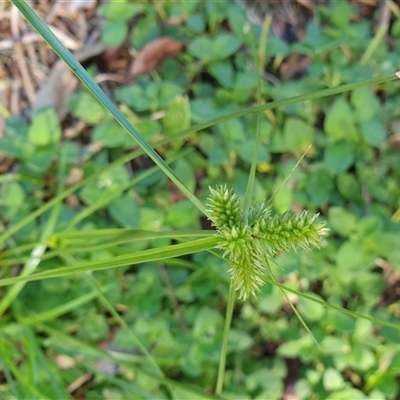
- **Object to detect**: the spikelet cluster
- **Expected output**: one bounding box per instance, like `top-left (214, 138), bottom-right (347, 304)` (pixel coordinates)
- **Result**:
top-left (207, 186), bottom-right (243, 229)
top-left (207, 185), bottom-right (329, 300)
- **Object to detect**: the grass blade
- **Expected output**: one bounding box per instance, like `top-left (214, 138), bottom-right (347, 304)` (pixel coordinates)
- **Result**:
top-left (0, 237), bottom-right (218, 287)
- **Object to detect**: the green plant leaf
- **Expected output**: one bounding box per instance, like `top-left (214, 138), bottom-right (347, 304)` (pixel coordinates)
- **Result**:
top-left (324, 141), bottom-right (354, 173)
top-left (99, 1), bottom-right (144, 21)
top-left (92, 122), bottom-right (127, 148)
top-left (283, 118), bottom-right (314, 153)
top-left (130, 13), bottom-right (160, 49)
top-left (28, 107), bottom-right (61, 146)
top-left (80, 165), bottom-right (130, 205)
top-left (101, 21), bottom-right (128, 48)
top-left (323, 368), bottom-right (345, 391)
top-left (265, 37), bottom-right (290, 57)
top-left (109, 195), bottom-right (141, 229)
top-left (336, 241), bottom-right (364, 271)
top-left (0, 182), bottom-right (25, 208)
top-left (297, 292), bottom-right (325, 322)
top-left (68, 92), bottom-right (107, 124)
top-left (193, 307), bottom-right (223, 338)
top-left (188, 33), bottom-right (241, 61)
top-left (360, 119), bottom-right (386, 147)
top-left (163, 96), bottom-right (191, 136)
top-left (328, 207), bottom-right (356, 237)
top-left (336, 173), bottom-right (361, 201)
top-left (324, 97), bottom-right (358, 142)
top-left (350, 87), bottom-right (380, 122)
top-left (167, 201), bottom-right (199, 229)
top-left (24, 147), bottom-right (55, 173)
top-left (187, 14), bottom-right (205, 34)
top-left (208, 61), bottom-right (234, 88)
top-left (329, 1), bottom-right (354, 28)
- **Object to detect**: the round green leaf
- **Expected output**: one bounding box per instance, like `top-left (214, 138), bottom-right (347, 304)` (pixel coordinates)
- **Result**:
top-left (68, 92), bottom-right (107, 124)
top-left (163, 95), bottom-right (191, 136)
top-left (0, 182), bottom-right (25, 208)
top-left (188, 33), bottom-right (241, 61)
top-left (323, 368), bottom-right (345, 391)
top-left (24, 146), bottom-right (54, 173)
top-left (99, 2), bottom-right (144, 21)
top-left (324, 97), bottom-right (358, 142)
top-left (324, 141), bottom-right (354, 173)
top-left (92, 122), bottom-right (126, 148)
top-left (28, 107), bottom-right (61, 146)
top-left (336, 173), bottom-right (360, 201)
top-left (328, 207), bottom-right (356, 237)
top-left (325, 309), bottom-right (356, 333)
top-left (207, 61), bottom-right (234, 88)
top-left (193, 307), bottom-right (223, 338)
top-left (283, 118), bottom-right (314, 153)
top-left (77, 313), bottom-right (108, 341)
top-left (130, 14), bottom-right (160, 49)
top-left (79, 165), bottom-right (129, 205)
top-left (228, 329), bottom-right (254, 352)
top-left (109, 195), bottom-right (141, 228)
top-left (336, 240), bottom-right (364, 271)
top-left (297, 292), bottom-right (325, 322)
top-left (360, 120), bottom-right (386, 147)
top-left (187, 14), bottom-right (205, 33)
top-left (350, 87), bottom-right (379, 122)
top-left (101, 21), bottom-right (128, 48)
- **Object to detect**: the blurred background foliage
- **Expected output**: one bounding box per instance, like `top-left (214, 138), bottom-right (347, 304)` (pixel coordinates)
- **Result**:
top-left (0, 0), bottom-right (400, 398)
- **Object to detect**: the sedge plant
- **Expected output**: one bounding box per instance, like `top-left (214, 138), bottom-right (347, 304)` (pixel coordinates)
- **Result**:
top-left (1, 0), bottom-right (400, 397)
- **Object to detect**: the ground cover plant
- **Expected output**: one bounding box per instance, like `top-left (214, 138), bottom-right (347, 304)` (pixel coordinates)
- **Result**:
top-left (0, 0), bottom-right (400, 399)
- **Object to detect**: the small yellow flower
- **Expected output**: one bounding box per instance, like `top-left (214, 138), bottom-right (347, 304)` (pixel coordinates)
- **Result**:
top-left (257, 162), bottom-right (273, 174)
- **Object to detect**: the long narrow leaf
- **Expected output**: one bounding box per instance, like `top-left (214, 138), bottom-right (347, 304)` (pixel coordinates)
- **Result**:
top-left (0, 237), bottom-right (218, 287)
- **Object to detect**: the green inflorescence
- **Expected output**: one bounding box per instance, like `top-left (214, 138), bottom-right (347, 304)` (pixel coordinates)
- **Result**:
top-left (207, 185), bottom-right (329, 300)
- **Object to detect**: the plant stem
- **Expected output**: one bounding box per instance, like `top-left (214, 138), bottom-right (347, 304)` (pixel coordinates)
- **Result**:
top-left (216, 283), bottom-right (236, 395)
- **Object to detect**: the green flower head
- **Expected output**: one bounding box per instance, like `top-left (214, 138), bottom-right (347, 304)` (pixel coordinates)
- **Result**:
top-left (207, 185), bottom-right (329, 300)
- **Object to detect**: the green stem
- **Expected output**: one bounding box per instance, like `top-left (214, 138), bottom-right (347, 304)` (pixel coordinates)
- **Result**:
top-left (243, 23), bottom-right (263, 213)
top-left (216, 283), bottom-right (236, 396)
top-left (361, 24), bottom-right (387, 65)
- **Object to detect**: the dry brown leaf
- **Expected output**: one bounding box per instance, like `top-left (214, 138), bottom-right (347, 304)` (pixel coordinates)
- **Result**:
top-left (294, 0), bottom-right (314, 11)
top-left (387, 133), bottom-right (400, 149)
top-left (129, 37), bottom-right (185, 78)
top-left (279, 53), bottom-right (312, 81)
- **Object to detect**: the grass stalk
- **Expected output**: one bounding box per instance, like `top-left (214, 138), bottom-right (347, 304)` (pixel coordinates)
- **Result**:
top-left (216, 283), bottom-right (236, 396)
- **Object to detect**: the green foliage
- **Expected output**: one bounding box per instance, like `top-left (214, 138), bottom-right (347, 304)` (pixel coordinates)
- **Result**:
top-left (207, 185), bottom-right (328, 299)
top-left (2, 0), bottom-right (400, 398)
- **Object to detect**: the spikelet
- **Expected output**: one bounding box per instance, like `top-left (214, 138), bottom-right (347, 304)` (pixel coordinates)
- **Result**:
top-left (207, 186), bottom-right (329, 300)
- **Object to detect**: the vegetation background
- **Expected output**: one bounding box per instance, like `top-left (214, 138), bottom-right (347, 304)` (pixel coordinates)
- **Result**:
top-left (0, 0), bottom-right (399, 399)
